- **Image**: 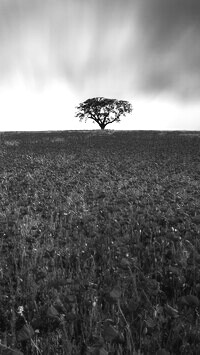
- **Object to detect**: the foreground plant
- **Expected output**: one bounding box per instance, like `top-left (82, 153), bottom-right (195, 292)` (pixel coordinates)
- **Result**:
top-left (0, 131), bottom-right (200, 354)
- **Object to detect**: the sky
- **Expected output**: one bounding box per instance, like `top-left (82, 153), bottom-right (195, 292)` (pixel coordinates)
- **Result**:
top-left (0, 0), bottom-right (200, 131)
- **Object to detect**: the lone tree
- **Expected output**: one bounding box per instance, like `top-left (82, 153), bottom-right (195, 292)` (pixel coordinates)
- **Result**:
top-left (75, 97), bottom-right (133, 130)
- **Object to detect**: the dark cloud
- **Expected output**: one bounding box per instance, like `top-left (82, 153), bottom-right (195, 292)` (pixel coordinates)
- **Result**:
top-left (134, 0), bottom-right (200, 99)
top-left (0, 0), bottom-right (199, 101)
top-left (138, 0), bottom-right (200, 43)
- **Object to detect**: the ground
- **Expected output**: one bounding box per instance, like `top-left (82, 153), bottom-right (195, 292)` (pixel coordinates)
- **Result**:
top-left (0, 130), bottom-right (200, 354)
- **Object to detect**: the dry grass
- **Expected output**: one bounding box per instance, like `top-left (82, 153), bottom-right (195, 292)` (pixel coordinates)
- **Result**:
top-left (0, 130), bottom-right (200, 354)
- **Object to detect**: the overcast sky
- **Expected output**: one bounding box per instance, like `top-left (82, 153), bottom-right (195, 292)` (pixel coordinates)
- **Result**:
top-left (0, 0), bottom-right (200, 131)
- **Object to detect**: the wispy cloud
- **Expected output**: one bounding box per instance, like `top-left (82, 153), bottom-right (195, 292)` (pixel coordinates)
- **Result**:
top-left (0, 0), bottom-right (199, 130)
top-left (1, 0), bottom-right (200, 99)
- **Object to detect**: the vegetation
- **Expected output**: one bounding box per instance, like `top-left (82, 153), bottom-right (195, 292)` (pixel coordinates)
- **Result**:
top-left (0, 130), bottom-right (200, 354)
top-left (75, 97), bottom-right (133, 130)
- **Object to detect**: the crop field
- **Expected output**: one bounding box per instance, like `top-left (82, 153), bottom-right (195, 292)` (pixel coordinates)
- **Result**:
top-left (0, 130), bottom-right (200, 354)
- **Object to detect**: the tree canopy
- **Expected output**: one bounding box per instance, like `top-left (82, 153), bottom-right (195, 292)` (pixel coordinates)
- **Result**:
top-left (75, 97), bottom-right (133, 130)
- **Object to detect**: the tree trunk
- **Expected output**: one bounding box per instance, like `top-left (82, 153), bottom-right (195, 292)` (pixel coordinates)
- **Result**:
top-left (100, 125), bottom-right (105, 130)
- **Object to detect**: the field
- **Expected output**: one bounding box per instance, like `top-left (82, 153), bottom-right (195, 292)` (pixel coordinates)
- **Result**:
top-left (0, 130), bottom-right (200, 355)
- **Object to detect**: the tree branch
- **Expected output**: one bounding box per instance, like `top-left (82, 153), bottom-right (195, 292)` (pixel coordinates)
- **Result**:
top-left (105, 118), bottom-right (118, 126)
